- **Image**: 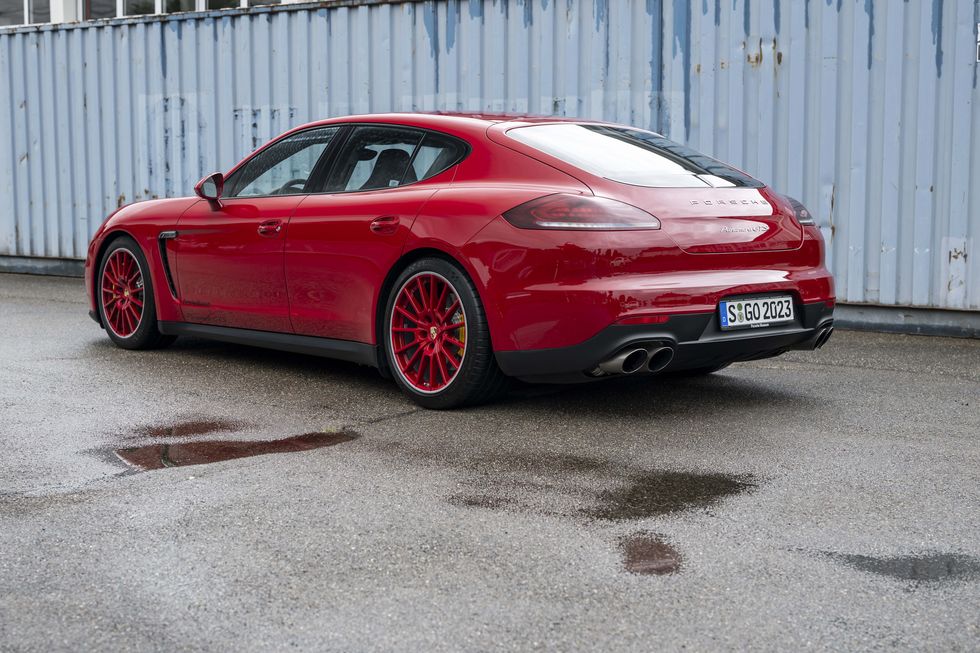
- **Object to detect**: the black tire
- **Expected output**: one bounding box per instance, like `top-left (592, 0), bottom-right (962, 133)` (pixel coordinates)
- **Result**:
top-left (383, 257), bottom-right (509, 409)
top-left (97, 236), bottom-right (176, 351)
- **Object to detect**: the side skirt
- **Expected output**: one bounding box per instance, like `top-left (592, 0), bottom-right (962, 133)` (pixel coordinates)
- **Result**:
top-left (157, 321), bottom-right (379, 367)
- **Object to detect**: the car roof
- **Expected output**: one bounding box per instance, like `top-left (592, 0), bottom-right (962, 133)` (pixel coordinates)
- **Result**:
top-left (304, 111), bottom-right (583, 126)
top-left (286, 112), bottom-right (620, 141)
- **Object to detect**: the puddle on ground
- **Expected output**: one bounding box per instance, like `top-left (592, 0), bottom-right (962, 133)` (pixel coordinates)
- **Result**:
top-left (377, 442), bottom-right (755, 523)
top-left (115, 430), bottom-right (358, 471)
top-left (621, 533), bottom-right (683, 575)
top-left (134, 419), bottom-right (247, 438)
top-left (585, 470), bottom-right (755, 521)
top-left (824, 551), bottom-right (980, 583)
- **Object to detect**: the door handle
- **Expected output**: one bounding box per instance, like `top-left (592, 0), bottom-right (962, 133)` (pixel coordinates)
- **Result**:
top-left (257, 219), bottom-right (283, 236)
top-left (370, 215), bottom-right (400, 235)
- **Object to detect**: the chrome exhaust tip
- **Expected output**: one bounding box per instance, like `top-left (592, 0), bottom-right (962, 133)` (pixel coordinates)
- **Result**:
top-left (598, 348), bottom-right (649, 375)
top-left (646, 346), bottom-right (675, 373)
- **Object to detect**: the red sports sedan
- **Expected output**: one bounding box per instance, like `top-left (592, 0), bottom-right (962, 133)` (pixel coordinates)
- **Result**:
top-left (85, 113), bottom-right (835, 408)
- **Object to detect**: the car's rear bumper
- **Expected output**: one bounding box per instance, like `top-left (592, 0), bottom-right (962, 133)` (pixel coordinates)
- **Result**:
top-left (494, 299), bottom-right (834, 383)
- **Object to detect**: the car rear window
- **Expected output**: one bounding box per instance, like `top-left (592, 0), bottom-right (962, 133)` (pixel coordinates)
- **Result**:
top-left (507, 123), bottom-right (763, 188)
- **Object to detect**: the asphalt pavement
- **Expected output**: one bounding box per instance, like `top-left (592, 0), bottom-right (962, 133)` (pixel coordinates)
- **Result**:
top-left (1, 272), bottom-right (978, 651)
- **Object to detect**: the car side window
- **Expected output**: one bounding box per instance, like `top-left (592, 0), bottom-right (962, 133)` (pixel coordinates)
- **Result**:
top-left (225, 126), bottom-right (340, 198)
top-left (323, 127), bottom-right (468, 193)
top-left (324, 126), bottom-right (425, 193)
top-left (407, 132), bottom-right (468, 182)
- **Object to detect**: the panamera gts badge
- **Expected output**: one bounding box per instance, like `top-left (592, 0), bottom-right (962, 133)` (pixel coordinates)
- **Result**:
top-left (690, 199), bottom-right (767, 206)
top-left (722, 224), bottom-right (770, 233)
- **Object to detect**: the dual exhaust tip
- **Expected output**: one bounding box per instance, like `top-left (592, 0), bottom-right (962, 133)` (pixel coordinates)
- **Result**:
top-left (814, 325), bottom-right (834, 349)
top-left (597, 344), bottom-right (675, 376)
top-left (597, 325), bottom-right (832, 376)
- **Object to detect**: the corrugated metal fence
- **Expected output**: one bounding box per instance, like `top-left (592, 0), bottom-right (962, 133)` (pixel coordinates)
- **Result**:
top-left (1, 0), bottom-right (978, 313)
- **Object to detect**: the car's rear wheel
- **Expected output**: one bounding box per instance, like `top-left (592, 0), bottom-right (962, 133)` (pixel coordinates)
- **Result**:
top-left (383, 258), bottom-right (508, 409)
top-left (98, 236), bottom-right (175, 350)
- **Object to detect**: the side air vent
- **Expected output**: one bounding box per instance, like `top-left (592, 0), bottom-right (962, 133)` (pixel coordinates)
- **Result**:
top-left (157, 231), bottom-right (179, 299)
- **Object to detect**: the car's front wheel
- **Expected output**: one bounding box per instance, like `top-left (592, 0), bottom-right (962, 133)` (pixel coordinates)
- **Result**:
top-left (383, 258), bottom-right (508, 409)
top-left (97, 236), bottom-right (175, 350)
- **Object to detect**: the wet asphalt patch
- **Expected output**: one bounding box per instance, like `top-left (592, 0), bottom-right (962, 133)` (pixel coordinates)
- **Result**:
top-left (107, 426), bottom-right (977, 586)
top-left (621, 533), bottom-right (683, 575)
top-left (822, 551), bottom-right (980, 584)
top-left (374, 442), bottom-right (758, 576)
top-left (583, 470), bottom-right (755, 521)
top-left (113, 422), bottom-right (359, 471)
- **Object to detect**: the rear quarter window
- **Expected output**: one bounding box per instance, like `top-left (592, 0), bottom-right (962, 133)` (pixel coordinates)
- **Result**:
top-left (507, 123), bottom-right (763, 189)
top-left (411, 132), bottom-right (468, 182)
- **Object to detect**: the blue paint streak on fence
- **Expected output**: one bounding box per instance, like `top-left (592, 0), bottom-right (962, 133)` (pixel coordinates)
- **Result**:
top-left (593, 0), bottom-right (608, 33)
top-left (521, 0), bottom-right (533, 27)
top-left (672, 0), bottom-right (691, 138)
top-left (446, 0), bottom-right (459, 51)
top-left (423, 2), bottom-right (440, 61)
top-left (160, 26), bottom-right (167, 76)
top-left (864, 0), bottom-right (874, 69)
top-left (649, 0), bottom-right (663, 133)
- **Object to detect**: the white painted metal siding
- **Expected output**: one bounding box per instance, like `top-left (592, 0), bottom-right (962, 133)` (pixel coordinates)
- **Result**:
top-left (0, 0), bottom-right (977, 312)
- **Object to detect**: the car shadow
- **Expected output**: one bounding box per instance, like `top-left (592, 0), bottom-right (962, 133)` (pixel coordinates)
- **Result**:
top-left (497, 370), bottom-right (818, 420)
top-left (86, 335), bottom-right (815, 420)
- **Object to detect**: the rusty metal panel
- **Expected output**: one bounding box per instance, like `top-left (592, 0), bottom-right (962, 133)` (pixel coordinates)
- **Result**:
top-left (0, 0), bottom-right (977, 314)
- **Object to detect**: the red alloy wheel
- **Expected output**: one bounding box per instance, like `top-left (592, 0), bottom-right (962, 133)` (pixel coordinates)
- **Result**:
top-left (389, 272), bottom-right (467, 394)
top-left (101, 248), bottom-right (145, 338)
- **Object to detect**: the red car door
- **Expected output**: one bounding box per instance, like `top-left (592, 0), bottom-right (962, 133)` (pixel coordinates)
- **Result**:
top-left (285, 125), bottom-right (466, 343)
top-left (173, 196), bottom-right (303, 332)
top-left (172, 126), bottom-right (341, 332)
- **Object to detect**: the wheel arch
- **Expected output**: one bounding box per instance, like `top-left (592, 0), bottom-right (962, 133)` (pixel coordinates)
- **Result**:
top-left (94, 229), bottom-right (140, 267)
top-left (93, 227), bottom-right (180, 328)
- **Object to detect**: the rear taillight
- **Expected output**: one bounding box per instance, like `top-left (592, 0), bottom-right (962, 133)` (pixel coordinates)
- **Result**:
top-left (502, 193), bottom-right (661, 231)
top-left (784, 195), bottom-right (815, 226)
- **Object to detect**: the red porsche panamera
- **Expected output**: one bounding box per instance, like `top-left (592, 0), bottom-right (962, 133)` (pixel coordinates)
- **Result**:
top-left (85, 113), bottom-right (835, 408)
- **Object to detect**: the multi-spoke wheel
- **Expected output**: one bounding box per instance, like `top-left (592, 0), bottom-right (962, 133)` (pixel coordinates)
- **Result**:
top-left (384, 258), bottom-right (508, 409)
top-left (390, 272), bottom-right (467, 393)
top-left (97, 236), bottom-right (175, 350)
top-left (101, 248), bottom-right (145, 338)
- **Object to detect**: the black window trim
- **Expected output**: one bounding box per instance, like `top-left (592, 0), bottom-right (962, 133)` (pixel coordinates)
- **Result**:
top-left (303, 124), bottom-right (354, 193)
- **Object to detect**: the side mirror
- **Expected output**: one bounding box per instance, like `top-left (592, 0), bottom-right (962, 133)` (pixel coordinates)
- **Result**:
top-left (195, 172), bottom-right (224, 204)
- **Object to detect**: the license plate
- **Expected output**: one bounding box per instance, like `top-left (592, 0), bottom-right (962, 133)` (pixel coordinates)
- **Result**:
top-left (719, 296), bottom-right (794, 330)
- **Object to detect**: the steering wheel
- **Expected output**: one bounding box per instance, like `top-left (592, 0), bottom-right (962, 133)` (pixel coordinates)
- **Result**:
top-left (273, 178), bottom-right (308, 195)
